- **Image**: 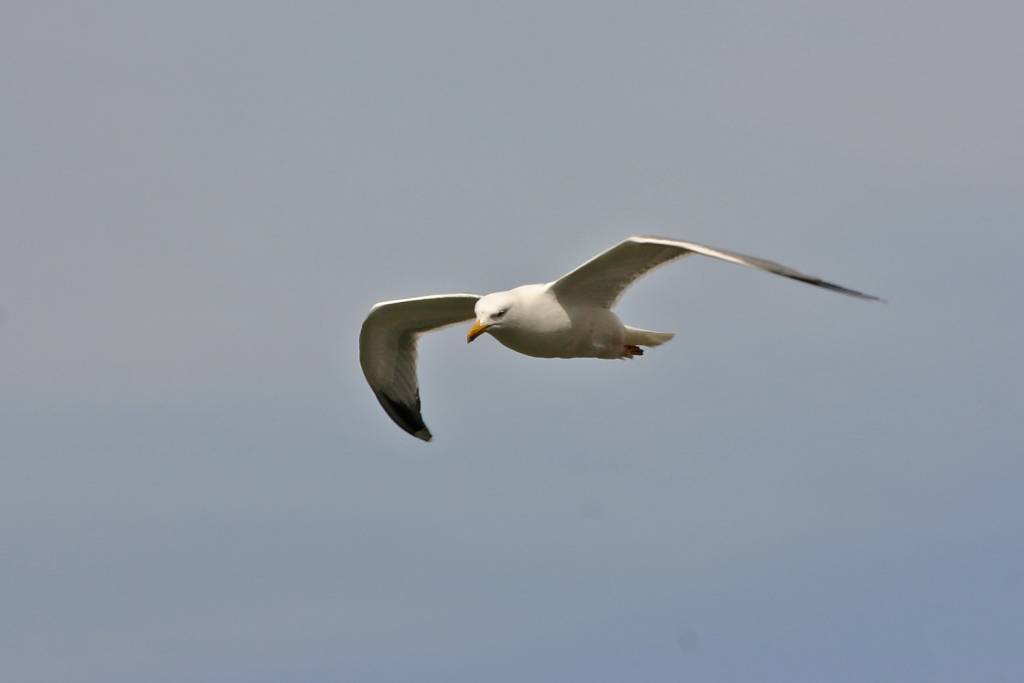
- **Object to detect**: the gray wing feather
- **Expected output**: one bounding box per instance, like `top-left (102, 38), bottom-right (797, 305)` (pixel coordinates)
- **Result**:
top-left (550, 235), bottom-right (880, 307)
top-left (359, 294), bottom-right (480, 441)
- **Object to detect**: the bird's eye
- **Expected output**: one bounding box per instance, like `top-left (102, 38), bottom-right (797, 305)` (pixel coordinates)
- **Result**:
top-left (494, 309), bottom-right (508, 318)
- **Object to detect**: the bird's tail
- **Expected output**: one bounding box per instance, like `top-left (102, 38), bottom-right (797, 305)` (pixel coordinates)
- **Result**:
top-left (624, 326), bottom-right (675, 347)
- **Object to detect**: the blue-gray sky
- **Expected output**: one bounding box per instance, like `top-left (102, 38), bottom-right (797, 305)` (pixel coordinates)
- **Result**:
top-left (2, 2), bottom-right (1022, 681)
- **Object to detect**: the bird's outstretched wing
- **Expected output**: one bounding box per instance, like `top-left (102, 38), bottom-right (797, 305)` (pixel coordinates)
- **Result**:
top-left (359, 294), bottom-right (480, 441)
top-left (550, 235), bottom-right (880, 308)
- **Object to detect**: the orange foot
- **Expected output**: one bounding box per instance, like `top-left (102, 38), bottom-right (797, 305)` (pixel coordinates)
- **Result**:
top-left (621, 344), bottom-right (644, 359)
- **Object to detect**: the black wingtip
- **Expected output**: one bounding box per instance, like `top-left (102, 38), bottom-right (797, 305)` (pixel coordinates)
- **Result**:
top-left (785, 273), bottom-right (883, 302)
top-left (375, 391), bottom-right (433, 443)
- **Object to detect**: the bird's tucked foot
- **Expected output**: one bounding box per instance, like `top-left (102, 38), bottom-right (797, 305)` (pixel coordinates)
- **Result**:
top-left (621, 344), bottom-right (644, 359)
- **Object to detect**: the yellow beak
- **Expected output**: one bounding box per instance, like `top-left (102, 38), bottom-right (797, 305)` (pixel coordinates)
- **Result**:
top-left (466, 319), bottom-right (490, 343)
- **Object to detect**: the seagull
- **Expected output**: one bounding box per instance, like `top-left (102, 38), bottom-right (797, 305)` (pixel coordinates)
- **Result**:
top-left (359, 235), bottom-right (879, 441)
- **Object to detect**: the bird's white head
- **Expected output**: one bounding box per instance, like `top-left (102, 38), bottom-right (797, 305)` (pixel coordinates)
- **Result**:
top-left (467, 291), bottom-right (515, 343)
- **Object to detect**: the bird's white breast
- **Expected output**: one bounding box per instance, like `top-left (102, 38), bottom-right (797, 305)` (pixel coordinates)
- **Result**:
top-left (488, 285), bottom-right (625, 359)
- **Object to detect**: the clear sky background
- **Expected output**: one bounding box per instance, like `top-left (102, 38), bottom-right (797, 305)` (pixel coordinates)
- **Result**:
top-left (2, 2), bottom-right (1022, 681)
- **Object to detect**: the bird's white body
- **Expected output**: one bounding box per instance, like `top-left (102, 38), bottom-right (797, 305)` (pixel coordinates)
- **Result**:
top-left (359, 235), bottom-right (879, 440)
top-left (481, 284), bottom-right (627, 359)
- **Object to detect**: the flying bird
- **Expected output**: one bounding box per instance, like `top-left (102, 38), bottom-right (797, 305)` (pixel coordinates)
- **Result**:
top-left (359, 235), bottom-right (879, 441)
